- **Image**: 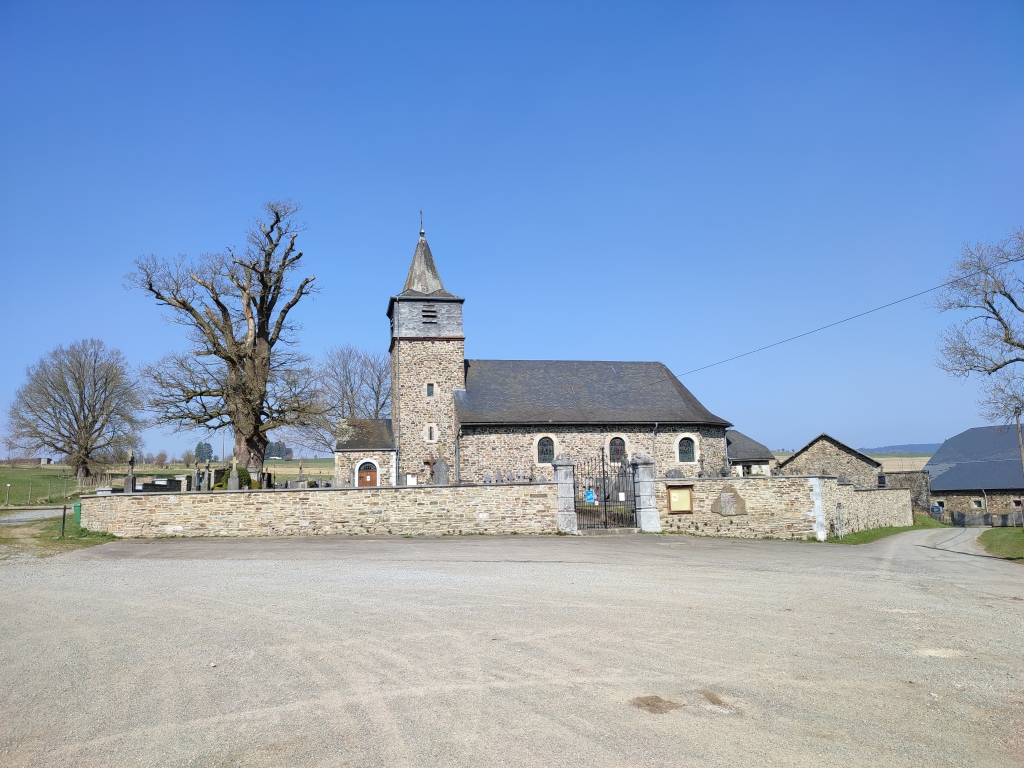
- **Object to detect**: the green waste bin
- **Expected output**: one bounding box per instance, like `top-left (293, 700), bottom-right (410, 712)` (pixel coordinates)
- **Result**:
top-left (73, 501), bottom-right (82, 525)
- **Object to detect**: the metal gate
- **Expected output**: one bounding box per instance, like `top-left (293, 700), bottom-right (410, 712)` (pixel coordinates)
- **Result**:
top-left (573, 449), bottom-right (638, 529)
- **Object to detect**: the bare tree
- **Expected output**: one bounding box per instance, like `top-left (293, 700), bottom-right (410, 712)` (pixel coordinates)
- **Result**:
top-left (282, 345), bottom-right (392, 454)
top-left (360, 350), bottom-right (392, 419)
top-left (127, 200), bottom-right (321, 473)
top-left (4, 339), bottom-right (144, 482)
top-left (936, 228), bottom-right (1024, 500)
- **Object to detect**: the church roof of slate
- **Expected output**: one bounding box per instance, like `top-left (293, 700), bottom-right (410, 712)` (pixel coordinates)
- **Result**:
top-left (397, 230), bottom-right (459, 299)
top-left (926, 426), bottom-right (1024, 491)
top-left (726, 430), bottom-right (775, 463)
top-left (334, 419), bottom-right (395, 452)
top-left (454, 360), bottom-right (730, 427)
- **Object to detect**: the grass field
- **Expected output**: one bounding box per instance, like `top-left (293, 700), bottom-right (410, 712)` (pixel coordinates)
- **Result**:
top-left (0, 514), bottom-right (118, 560)
top-left (0, 464), bottom-right (187, 507)
top-left (826, 513), bottom-right (947, 544)
top-left (978, 527), bottom-right (1024, 561)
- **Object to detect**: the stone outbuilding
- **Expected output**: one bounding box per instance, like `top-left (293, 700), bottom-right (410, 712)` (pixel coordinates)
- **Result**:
top-left (926, 426), bottom-right (1024, 525)
top-left (726, 430), bottom-right (775, 476)
top-left (333, 418), bottom-right (397, 487)
top-left (776, 434), bottom-right (882, 489)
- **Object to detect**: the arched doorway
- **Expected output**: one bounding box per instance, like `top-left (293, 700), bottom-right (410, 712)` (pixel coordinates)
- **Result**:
top-left (358, 462), bottom-right (378, 487)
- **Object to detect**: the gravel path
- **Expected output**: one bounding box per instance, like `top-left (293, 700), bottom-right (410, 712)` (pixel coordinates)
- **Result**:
top-left (0, 529), bottom-right (1021, 766)
top-left (0, 508), bottom-right (66, 525)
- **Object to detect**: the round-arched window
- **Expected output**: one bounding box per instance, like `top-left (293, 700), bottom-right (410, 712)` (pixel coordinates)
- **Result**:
top-left (359, 462), bottom-right (375, 472)
top-left (537, 437), bottom-right (555, 464)
top-left (609, 437), bottom-right (626, 463)
top-left (678, 438), bottom-right (695, 463)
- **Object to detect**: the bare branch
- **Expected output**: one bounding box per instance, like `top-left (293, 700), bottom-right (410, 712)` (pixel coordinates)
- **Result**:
top-left (125, 200), bottom-right (318, 472)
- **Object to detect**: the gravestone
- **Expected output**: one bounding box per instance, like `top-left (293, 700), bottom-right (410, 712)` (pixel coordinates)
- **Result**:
top-left (433, 456), bottom-right (450, 486)
top-left (483, 472), bottom-right (492, 484)
top-left (228, 456), bottom-right (240, 491)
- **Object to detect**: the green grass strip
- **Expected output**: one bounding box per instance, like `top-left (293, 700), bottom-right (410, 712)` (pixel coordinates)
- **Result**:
top-left (827, 514), bottom-right (947, 545)
top-left (978, 527), bottom-right (1024, 561)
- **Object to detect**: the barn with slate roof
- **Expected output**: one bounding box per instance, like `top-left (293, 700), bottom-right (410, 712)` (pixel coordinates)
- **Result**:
top-left (926, 426), bottom-right (1024, 523)
top-left (335, 227), bottom-right (752, 485)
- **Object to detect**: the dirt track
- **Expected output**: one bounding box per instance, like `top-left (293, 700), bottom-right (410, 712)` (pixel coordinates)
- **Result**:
top-left (1, 529), bottom-right (1021, 767)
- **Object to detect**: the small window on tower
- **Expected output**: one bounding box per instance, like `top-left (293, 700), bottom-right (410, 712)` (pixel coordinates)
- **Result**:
top-left (422, 305), bottom-right (438, 324)
top-left (428, 426), bottom-right (435, 441)
top-left (426, 383), bottom-right (434, 397)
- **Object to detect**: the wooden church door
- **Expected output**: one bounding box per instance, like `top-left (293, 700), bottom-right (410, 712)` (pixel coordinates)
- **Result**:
top-left (358, 462), bottom-right (378, 487)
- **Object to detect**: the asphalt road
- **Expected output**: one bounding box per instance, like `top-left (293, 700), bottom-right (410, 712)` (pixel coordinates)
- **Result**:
top-left (0, 529), bottom-right (1021, 767)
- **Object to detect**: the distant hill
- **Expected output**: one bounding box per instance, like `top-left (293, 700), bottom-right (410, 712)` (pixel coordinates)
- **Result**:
top-left (857, 443), bottom-right (941, 455)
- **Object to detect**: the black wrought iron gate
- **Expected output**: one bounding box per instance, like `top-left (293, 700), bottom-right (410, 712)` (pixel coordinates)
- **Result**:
top-left (573, 449), bottom-right (638, 529)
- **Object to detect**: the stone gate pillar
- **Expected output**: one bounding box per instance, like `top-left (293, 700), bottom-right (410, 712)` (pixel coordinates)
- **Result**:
top-left (632, 450), bottom-right (661, 533)
top-left (552, 454), bottom-right (577, 534)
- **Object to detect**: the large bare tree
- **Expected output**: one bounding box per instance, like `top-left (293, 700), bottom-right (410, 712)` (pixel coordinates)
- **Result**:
top-left (4, 339), bottom-right (143, 481)
top-left (935, 227), bottom-right (1024, 481)
top-left (127, 200), bottom-right (320, 472)
top-left (282, 345), bottom-right (392, 454)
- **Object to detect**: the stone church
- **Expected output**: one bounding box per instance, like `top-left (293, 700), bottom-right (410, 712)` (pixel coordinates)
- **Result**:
top-left (334, 228), bottom-right (732, 487)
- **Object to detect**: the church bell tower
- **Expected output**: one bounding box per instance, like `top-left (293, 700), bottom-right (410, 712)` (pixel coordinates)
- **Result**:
top-left (387, 227), bottom-right (465, 482)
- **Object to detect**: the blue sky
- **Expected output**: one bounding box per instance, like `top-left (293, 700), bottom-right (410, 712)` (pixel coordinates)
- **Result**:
top-left (1, 1), bottom-right (1022, 457)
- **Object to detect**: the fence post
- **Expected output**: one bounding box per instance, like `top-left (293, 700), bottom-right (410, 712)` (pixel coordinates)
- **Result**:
top-left (552, 454), bottom-right (577, 534)
top-left (632, 450), bottom-right (661, 533)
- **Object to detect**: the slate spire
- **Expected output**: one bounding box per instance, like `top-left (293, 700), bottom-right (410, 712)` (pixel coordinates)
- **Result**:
top-left (400, 226), bottom-right (452, 296)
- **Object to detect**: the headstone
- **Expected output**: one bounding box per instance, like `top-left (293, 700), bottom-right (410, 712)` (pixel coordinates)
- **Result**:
top-left (228, 456), bottom-right (240, 491)
top-left (517, 470), bottom-right (525, 482)
top-left (495, 471), bottom-right (503, 484)
top-left (483, 472), bottom-right (492, 484)
top-left (434, 456), bottom-right (450, 486)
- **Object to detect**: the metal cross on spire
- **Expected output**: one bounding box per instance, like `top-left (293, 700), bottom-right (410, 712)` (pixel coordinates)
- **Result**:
top-left (419, 209), bottom-right (424, 235)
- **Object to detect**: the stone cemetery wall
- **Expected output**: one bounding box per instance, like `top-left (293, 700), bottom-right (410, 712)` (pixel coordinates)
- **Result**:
top-left (656, 475), bottom-right (912, 540)
top-left (81, 482), bottom-right (557, 538)
top-left (824, 483), bottom-right (914, 534)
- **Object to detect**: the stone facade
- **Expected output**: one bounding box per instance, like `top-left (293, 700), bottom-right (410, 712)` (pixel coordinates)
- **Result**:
top-left (929, 489), bottom-right (1023, 516)
top-left (777, 436), bottom-right (880, 488)
top-left (333, 451), bottom-right (397, 487)
top-left (391, 338), bottom-right (464, 482)
top-left (457, 425), bottom-right (727, 482)
top-left (81, 482), bottom-right (557, 538)
top-left (884, 470), bottom-right (930, 511)
top-left (657, 475), bottom-right (912, 540)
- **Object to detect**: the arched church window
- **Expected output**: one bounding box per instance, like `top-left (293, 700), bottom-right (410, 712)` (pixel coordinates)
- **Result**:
top-left (537, 437), bottom-right (554, 464)
top-left (609, 437), bottom-right (626, 463)
top-left (678, 438), bottom-right (695, 463)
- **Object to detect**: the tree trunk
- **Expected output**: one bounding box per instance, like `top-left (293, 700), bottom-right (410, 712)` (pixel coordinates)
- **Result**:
top-left (1016, 410), bottom-right (1024, 528)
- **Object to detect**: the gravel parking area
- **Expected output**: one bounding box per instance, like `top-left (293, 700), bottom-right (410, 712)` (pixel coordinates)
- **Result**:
top-left (1, 529), bottom-right (1021, 767)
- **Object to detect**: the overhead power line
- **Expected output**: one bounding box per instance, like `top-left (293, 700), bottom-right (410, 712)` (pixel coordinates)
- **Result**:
top-left (674, 267), bottom-right (998, 378)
